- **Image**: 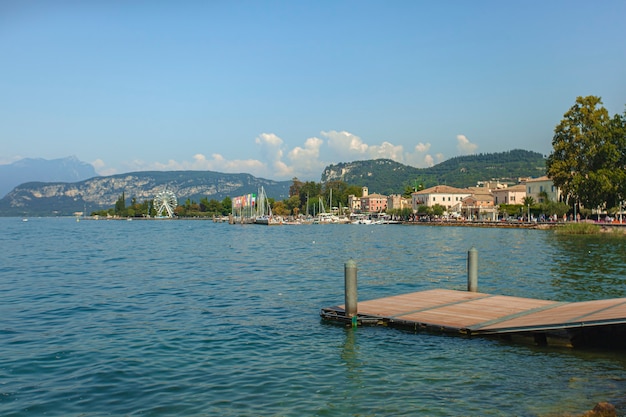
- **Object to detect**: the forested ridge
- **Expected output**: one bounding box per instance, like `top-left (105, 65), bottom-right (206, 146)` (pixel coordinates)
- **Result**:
top-left (321, 149), bottom-right (546, 194)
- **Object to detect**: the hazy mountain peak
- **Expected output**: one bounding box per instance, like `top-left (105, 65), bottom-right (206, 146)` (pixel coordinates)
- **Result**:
top-left (0, 156), bottom-right (97, 197)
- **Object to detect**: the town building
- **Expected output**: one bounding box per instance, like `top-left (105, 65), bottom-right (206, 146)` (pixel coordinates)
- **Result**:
top-left (387, 194), bottom-right (411, 211)
top-left (491, 184), bottom-right (527, 205)
top-left (361, 192), bottom-right (387, 213)
top-left (524, 176), bottom-right (561, 203)
top-left (348, 186), bottom-right (390, 213)
top-left (347, 194), bottom-right (361, 212)
top-left (457, 187), bottom-right (497, 220)
top-left (412, 185), bottom-right (471, 211)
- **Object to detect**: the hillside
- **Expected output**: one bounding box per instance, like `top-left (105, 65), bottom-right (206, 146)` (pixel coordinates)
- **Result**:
top-left (321, 149), bottom-right (546, 194)
top-left (0, 171), bottom-right (291, 217)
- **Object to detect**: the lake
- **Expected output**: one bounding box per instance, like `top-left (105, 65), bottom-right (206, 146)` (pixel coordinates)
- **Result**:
top-left (1, 217), bottom-right (626, 416)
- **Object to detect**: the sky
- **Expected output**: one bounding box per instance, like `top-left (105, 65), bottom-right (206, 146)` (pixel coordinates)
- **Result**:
top-left (1, 1), bottom-right (625, 181)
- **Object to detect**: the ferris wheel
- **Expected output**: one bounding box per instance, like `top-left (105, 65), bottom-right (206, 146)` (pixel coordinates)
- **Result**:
top-left (154, 189), bottom-right (177, 218)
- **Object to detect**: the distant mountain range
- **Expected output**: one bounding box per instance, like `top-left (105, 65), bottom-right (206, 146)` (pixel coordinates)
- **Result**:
top-left (0, 150), bottom-right (546, 216)
top-left (0, 156), bottom-right (97, 198)
top-left (0, 171), bottom-right (291, 217)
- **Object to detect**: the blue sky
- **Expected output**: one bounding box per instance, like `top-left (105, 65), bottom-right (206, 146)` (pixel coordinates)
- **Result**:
top-left (1, 1), bottom-right (625, 181)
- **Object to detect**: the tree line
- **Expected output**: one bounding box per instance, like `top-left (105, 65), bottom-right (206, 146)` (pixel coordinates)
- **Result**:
top-left (92, 193), bottom-right (233, 218)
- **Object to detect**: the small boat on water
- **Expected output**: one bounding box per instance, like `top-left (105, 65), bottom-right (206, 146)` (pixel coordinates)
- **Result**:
top-left (254, 186), bottom-right (281, 225)
top-left (349, 213), bottom-right (372, 224)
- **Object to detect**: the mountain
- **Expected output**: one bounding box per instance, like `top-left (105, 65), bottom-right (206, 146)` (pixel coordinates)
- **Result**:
top-left (0, 171), bottom-right (291, 217)
top-left (0, 149), bottom-right (546, 216)
top-left (321, 149), bottom-right (546, 194)
top-left (0, 156), bottom-right (97, 198)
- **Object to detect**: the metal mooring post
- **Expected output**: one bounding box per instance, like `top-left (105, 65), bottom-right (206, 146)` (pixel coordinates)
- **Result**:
top-left (467, 247), bottom-right (478, 292)
top-left (344, 259), bottom-right (358, 326)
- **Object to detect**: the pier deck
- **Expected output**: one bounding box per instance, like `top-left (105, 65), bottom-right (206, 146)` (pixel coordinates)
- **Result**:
top-left (320, 289), bottom-right (626, 348)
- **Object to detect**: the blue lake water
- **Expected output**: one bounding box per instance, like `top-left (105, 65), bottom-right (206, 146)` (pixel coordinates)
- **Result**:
top-left (2, 217), bottom-right (626, 416)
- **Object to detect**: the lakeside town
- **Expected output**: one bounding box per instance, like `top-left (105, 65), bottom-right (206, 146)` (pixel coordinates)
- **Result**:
top-left (227, 175), bottom-right (625, 228)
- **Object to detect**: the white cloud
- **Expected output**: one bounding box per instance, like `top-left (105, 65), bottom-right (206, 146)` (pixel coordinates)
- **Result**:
top-left (255, 133), bottom-right (283, 147)
top-left (414, 142), bottom-right (431, 153)
top-left (90, 131), bottom-right (476, 181)
top-left (255, 133), bottom-right (291, 177)
top-left (403, 142), bottom-right (437, 168)
top-left (323, 130), bottom-right (369, 157)
top-left (287, 136), bottom-right (326, 179)
top-left (456, 134), bottom-right (478, 154)
top-left (111, 154), bottom-right (266, 176)
top-left (323, 130), bottom-right (406, 162)
top-left (368, 141), bottom-right (404, 160)
top-left (92, 159), bottom-right (118, 176)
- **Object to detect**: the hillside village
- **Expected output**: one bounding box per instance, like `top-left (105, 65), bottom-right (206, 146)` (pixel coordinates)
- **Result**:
top-left (349, 176), bottom-right (560, 222)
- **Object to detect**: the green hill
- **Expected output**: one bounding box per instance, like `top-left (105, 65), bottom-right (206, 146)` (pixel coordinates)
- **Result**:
top-left (321, 149), bottom-right (546, 194)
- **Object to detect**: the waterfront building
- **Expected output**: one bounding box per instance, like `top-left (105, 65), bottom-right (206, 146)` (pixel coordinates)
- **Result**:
top-left (387, 194), bottom-right (411, 211)
top-left (347, 194), bottom-right (362, 212)
top-left (491, 184), bottom-right (527, 205)
top-left (524, 176), bottom-right (561, 203)
top-left (459, 187), bottom-right (497, 220)
top-left (361, 192), bottom-right (387, 213)
top-left (411, 185), bottom-right (471, 211)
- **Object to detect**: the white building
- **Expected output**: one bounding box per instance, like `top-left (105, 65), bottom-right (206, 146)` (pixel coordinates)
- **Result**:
top-left (412, 185), bottom-right (471, 211)
top-left (524, 176), bottom-right (561, 203)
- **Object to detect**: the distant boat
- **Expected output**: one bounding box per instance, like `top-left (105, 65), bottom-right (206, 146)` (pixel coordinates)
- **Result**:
top-left (255, 186), bottom-right (281, 225)
top-left (350, 213), bottom-right (372, 224)
top-left (22, 218), bottom-right (28, 222)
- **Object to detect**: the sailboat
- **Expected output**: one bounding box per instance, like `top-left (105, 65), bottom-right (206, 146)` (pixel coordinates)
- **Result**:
top-left (314, 196), bottom-right (339, 223)
top-left (254, 186), bottom-right (281, 225)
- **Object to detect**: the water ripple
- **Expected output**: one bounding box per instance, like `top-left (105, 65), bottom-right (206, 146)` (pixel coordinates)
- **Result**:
top-left (1, 219), bottom-right (626, 416)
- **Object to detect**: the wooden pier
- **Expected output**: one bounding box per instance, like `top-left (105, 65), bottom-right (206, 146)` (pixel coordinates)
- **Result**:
top-left (320, 289), bottom-right (626, 349)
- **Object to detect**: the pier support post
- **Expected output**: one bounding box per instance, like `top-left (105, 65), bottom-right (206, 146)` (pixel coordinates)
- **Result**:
top-left (345, 259), bottom-right (358, 323)
top-left (467, 247), bottom-right (478, 292)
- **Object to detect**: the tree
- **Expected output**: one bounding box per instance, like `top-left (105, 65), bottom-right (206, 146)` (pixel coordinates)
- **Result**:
top-left (221, 196), bottom-right (232, 215)
top-left (431, 204), bottom-right (445, 216)
top-left (114, 192), bottom-right (126, 215)
top-left (611, 111), bottom-right (626, 206)
top-left (289, 177), bottom-right (304, 197)
top-left (205, 199), bottom-right (223, 215)
top-left (299, 181), bottom-right (322, 211)
top-left (539, 201), bottom-right (569, 218)
top-left (272, 201), bottom-right (289, 216)
top-left (546, 96), bottom-right (624, 211)
top-left (284, 195), bottom-right (301, 215)
top-left (522, 196), bottom-right (535, 207)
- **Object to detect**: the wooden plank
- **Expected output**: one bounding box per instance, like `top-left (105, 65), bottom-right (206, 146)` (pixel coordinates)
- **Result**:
top-left (474, 298), bottom-right (626, 333)
top-left (330, 289), bottom-right (626, 335)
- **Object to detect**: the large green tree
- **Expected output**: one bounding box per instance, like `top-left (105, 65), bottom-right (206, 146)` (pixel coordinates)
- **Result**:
top-left (546, 96), bottom-right (625, 211)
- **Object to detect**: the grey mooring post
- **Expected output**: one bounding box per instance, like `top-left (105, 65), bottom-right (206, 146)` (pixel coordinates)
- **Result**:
top-left (344, 259), bottom-right (358, 320)
top-left (467, 247), bottom-right (478, 292)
